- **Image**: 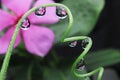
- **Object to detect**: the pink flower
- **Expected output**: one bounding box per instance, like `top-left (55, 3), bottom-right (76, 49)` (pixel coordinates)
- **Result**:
top-left (0, 0), bottom-right (59, 57)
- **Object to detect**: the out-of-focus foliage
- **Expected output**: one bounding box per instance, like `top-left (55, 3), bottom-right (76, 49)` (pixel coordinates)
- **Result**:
top-left (4, 48), bottom-right (120, 80)
top-left (86, 49), bottom-right (120, 70)
top-left (51, 0), bottom-right (104, 43)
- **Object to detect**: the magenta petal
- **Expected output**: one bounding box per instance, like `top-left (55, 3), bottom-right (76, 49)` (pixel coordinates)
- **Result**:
top-left (0, 9), bottom-right (16, 31)
top-left (1, 0), bottom-right (33, 16)
top-left (29, 0), bottom-right (59, 24)
top-left (0, 27), bottom-right (21, 54)
top-left (22, 25), bottom-right (55, 57)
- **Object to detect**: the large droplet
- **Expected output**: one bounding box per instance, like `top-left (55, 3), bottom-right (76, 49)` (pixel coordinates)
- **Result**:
top-left (69, 41), bottom-right (77, 47)
top-left (76, 58), bottom-right (86, 71)
top-left (56, 6), bottom-right (67, 19)
top-left (21, 18), bottom-right (30, 30)
top-left (35, 7), bottom-right (46, 16)
top-left (81, 38), bottom-right (89, 49)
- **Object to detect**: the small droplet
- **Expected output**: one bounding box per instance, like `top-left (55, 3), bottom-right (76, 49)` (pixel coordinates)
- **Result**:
top-left (69, 41), bottom-right (77, 47)
top-left (35, 7), bottom-right (46, 16)
top-left (81, 38), bottom-right (89, 49)
top-left (56, 6), bottom-right (67, 19)
top-left (76, 59), bottom-right (86, 71)
top-left (21, 18), bottom-right (30, 30)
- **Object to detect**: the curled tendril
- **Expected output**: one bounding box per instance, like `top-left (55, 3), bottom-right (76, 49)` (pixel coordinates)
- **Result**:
top-left (0, 3), bottom-right (104, 80)
top-left (63, 36), bottom-right (104, 80)
top-left (0, 3), bottom-right (73, 80)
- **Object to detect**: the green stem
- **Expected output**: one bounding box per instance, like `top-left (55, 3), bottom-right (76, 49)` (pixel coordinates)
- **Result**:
top-left (27, 62), bottom-right (33, 80)
top-left (0, 3), bottom-right (73, 80)
top-left (63, 36), bottom-right (104, 80)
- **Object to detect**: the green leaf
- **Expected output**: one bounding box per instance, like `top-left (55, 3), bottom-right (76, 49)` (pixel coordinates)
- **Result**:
top-left (43, 67), bottom-right (88, 80)
top-left (7, 66), bottom-right (29, 80)
top-left (51, 0), bottom-right (104, 43)
top-left (6, 59), bottom-right (43, 80)
top-left (85, 49), bottom-right (120, 70)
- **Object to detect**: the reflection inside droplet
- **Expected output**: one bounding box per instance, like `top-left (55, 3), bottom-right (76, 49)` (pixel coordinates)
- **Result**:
top-left (56, 6), bottom-right (67, 19)
top-left (76, 58), bottom-right (86, 71)
top-left (35, 7), bottom-right (46, 16)
top-left (81, 38), bottom-right (89, 49)
top-left (21, 18), bottom-right (30, 30)
top-left (69, 41), bottom-right (77, 47)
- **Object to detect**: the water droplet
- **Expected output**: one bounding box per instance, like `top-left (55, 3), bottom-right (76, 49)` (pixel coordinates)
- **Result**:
top-left (76, 59), bottom-right (86, 71)
top-left (56, 6), bottom-right (67, 19)
top-left (81, 38), bottom-right (89, 49)
top-left (35, 7), bottom-right (46, 16)
top-left (69, 41), bottom-right (77, 47)
top-left (21, 18), bottom-right (30, 30)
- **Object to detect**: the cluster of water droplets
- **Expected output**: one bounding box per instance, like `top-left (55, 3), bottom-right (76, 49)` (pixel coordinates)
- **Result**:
top-left (68, 38), bottom-right (89, 49)
top-left (68, 38), bottom-right (91, 79)
top-left (68, 38), bottom-right (90, 72)
top-left (21, 6), bottom-right (67, 30)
